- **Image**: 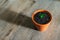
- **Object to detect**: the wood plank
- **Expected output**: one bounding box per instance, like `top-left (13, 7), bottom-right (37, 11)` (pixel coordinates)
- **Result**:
top-left (0, 0), bottom-right (60, 40)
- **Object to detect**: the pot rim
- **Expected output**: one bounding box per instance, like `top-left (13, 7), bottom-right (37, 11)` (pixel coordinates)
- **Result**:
top-left (32, 9), bottom-right (52, 25)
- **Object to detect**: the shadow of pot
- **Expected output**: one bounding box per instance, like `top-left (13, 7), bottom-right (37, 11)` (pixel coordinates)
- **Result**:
top-left (32, 10), bottom-right (52, 32)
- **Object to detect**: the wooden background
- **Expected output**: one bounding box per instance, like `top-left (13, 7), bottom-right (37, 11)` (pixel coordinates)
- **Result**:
top-left (0, 0), bottom-right (60, 40)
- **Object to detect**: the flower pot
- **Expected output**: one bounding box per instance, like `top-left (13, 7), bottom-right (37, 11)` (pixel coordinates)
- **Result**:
top-left (32, 10), bottom-right (52, 32)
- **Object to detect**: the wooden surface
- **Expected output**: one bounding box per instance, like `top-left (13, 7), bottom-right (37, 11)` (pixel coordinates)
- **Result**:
top-left (0, 0), bottom-right (60, 40)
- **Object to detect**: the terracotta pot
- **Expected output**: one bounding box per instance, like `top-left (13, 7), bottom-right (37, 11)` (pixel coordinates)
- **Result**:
top-left (32, 10), bottom-right (52, 32)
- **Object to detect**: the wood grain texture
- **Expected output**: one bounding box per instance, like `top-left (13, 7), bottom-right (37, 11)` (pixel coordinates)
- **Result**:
top-left (0, 0), bottom-right (60, 40)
